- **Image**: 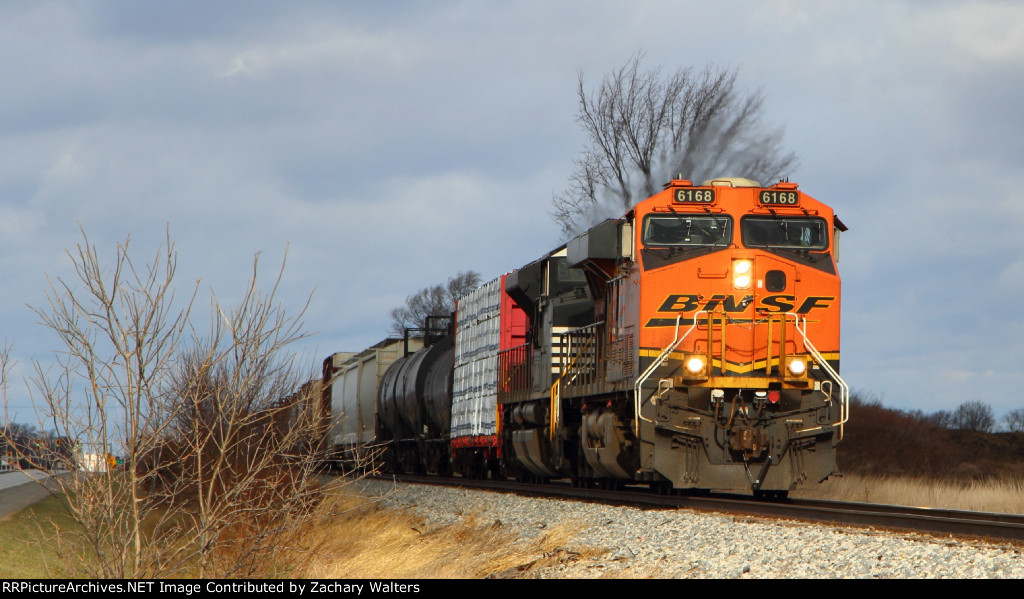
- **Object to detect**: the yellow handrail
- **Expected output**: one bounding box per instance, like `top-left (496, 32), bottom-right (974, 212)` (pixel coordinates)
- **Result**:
top-left (550, 335), bottom-right (594, 441)
top-left (633, 311), bottom-right (704, 436)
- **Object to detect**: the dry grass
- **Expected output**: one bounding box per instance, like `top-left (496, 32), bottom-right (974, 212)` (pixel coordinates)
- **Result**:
top-left (0, 494), bottom-right (75, 579)
top-left (282, 480), bottom-right (606, 579)
top-left (793, 473), bottom-right (1024, 514)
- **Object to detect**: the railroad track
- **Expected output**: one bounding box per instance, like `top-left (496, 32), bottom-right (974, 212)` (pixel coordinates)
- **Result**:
top-left (374, 474), bottom-right (1024, 544)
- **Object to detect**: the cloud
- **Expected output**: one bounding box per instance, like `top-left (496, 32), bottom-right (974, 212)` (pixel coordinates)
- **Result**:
top-left (2, 1), bottom-right (1024, 421)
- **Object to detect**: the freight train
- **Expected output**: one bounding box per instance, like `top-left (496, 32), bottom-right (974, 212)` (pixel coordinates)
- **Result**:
top-left (321, 177), bottom-right (849, 496)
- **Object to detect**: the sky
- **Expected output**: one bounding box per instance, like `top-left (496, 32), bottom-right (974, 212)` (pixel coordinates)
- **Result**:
top-left (1, 1), bottom-right (1023, 424)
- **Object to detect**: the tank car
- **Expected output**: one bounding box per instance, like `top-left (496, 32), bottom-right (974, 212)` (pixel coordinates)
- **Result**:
top-left (376, 320), bottom-right (454, 475)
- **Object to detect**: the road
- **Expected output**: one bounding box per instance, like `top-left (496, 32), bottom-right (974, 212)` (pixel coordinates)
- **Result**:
top-left (0, 470), bottom-right (61, 520)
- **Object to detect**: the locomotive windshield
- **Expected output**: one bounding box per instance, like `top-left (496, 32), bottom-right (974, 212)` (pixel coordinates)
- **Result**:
top-left (642, 214), bottom-right (732, 247)
top-left (741, 216), bottom-right (829, 250)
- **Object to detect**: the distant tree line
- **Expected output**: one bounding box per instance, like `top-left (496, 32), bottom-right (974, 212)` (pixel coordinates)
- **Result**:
top-left (0, 423), bottom-right (74, 470)
top-left (869, 397), bottom-right (1024, 434)
top-left (841, 394), bottom-right (1024, 480)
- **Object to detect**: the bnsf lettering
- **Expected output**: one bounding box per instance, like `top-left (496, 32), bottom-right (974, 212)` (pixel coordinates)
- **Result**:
top-left (658, 294), bottom-right (700, 312)
top-left (701, 294), bottom-right (753, 312)
top-left (797, 296), bottom-right (834, 312)
top-left (656, 294), bottom-right (834, 314)
top-left (760, 295), bottom-right (794, 312)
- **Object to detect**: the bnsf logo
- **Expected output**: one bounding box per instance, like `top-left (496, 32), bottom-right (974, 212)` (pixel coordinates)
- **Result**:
top-left (658, 294), bottom-right (835, 314)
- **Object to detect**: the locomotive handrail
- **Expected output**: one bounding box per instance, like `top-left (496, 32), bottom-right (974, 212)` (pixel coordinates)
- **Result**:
top-left (557, 322), bottom-right (604, 395)
top-left (633, 311), bottom-right (706, 437)
top-left (786, 312), bottom-right (849, 440)
top-left (550, 334), bottom-right (595, 441)
top-left (497, 342), bottom-right (532, 404)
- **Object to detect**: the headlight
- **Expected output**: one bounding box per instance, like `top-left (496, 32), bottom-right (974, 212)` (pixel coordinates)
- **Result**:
top-left (685, 356), bottom-right (706, 375)
top-left (733, 259), bottom-right (753, 289)
top-left (786, 357), bottom-right (807, 376)
top-left (682, 354), bottom-right (709, 380)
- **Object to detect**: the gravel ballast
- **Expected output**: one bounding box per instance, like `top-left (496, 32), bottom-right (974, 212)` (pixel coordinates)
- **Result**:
top-left (353, 479), bottom-right (1024, 578)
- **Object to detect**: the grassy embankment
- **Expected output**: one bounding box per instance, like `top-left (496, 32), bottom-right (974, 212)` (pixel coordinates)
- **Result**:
top-left (0, 478), bottom-right (601, 579)
top-left (0, 494), bottom-right (73, 578)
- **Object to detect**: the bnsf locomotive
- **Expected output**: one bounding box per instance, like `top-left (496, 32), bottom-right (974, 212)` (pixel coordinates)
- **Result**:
top-left (322, 177), bottom-right (848, 496)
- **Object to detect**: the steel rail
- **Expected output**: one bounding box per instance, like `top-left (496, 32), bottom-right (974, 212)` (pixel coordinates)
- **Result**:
top-left (371, 474), bottom-right (1024, 544)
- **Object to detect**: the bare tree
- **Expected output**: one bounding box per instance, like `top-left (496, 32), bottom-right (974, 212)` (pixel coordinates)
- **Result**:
top-left (20, 227), bottom-right (322, 578)
top-left (552, 52), bottom-right (798, 235)
top-left (924, 409), bottom-right (955, 429)
top-left (952, 400), bottom-right (995, 433)
top-left (1004, 408), bottom-right (1024, 433)
top-left (389, 270), bottom-right (480, 336)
